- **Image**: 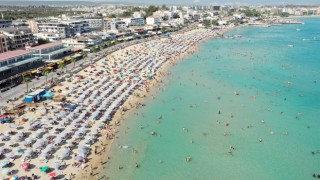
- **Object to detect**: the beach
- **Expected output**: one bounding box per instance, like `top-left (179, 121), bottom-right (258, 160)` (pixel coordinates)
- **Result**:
top-left (103, 18), bottom-right (320, 180)
top-left (0, 26), bottom-right (232, 180)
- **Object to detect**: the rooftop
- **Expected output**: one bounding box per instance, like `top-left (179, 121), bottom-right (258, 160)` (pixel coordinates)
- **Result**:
top-left (30, 41), bottom-right (62, 51)
top-left (0, 50), bottom-right (30, 62)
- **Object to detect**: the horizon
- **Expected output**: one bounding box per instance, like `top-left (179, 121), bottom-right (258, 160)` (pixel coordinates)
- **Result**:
top-left (1, 0), bottom-right (320, 6)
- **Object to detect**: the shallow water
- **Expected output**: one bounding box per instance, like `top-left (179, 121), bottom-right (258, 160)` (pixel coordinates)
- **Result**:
top-left (105, 18), bottom-right (320, 180)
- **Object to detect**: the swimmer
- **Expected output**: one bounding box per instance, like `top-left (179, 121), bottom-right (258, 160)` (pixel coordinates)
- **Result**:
top-left (269, 130), bottom-right (274, 135)
top-left (259, 138), bottom-right (263, 143)
top-left (260, 120), bottom-right (265, 124)
top-left (185, 156), bottom-right (191, 162)
top-left (190, 140), bottom-right (194, 144)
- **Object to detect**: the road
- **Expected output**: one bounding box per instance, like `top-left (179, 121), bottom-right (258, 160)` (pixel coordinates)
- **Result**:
top-left (0, 36), bottom-right (159, 108)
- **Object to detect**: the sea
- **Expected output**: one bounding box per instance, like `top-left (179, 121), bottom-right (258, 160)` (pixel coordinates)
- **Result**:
top-left (104, 18), bottom-right (320, 180)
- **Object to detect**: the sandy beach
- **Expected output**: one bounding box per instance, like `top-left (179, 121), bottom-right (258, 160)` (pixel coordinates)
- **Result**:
top-left (0, 26), bottom-right (233, 180)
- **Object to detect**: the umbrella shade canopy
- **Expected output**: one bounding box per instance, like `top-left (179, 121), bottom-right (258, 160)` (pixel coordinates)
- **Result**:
top-left (40, 166), bottom-right (49, 172)
top-left (49, 172), bottom-right (56, 177)
top-left (0, 161), bottom-right (9, 167)
top-left (0, 147), bottom-right (5, 153)
top-left (10, 175), bottom-right (18, 180)
top-left (1, 168), bottom-right (10, 174)
top-left (76, 155), bottom-right (83, 161)
top-left (6, 141), bottom-right (14, 146)
top-left (20, 162), bottom-right (30, 168)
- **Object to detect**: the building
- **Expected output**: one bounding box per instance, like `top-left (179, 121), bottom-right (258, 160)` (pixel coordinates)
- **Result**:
top-left (104, 18), bottom-right (127, 30)
top-left (0, 35), bottom-right (8, 53)
top-left (123, 18), bottom-right (145, 27)
top-left (0, 27), bottom-right (36, 50)
top-left (35, 32), bottom-right (63, 42)
top-left (146, 17), bottom-right (162, 25)
top-left (0, 20), bottom-right (12, 28)
top-left (28, 41), bottom-right (72, 62)
top-left (62, 35), bottom-right (102, 49)
top-left (0, 50), bottom-right (43, 84)
top-left (213, 6), bottom-right (221, 11)
top-left (37, 20), bottom-right (90, 38)
top-left (86, 18), bottom-right (104, 31)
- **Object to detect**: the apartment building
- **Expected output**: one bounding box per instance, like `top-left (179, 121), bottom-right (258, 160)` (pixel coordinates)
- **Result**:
top-left (0, 34), bottom-right (8, 53)
top-left (0, 20), bottom-right (13, 28)
top-left (37, 19), bottom-right (90, 38)
top-left (86, 18), bottom-right (104, 31)
top-left (0, 27), bottom-right (35, 50)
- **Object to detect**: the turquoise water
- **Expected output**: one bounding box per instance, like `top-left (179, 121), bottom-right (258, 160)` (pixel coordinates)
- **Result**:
top-left (105, 18), bottom-right (320, 180)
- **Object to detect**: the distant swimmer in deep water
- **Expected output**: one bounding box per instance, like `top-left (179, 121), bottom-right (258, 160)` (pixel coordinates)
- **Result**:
top-left (185, 156), bottom-right (191, 162)
top-left (158, 115), bottom-right (162, 119)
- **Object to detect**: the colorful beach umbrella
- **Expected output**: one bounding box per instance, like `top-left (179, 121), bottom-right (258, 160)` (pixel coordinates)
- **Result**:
top-left (1, 168), bottom-right (10, 174)
top-left (0, 161), bottom-right (9, 167)
top-left (48, 172), bottom-right (56, 177)
top-left (40, 166), bottom-right (49, 172)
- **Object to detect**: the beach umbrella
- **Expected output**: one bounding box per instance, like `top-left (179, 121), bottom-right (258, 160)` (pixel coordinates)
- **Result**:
top-left (1, 168), bottom-right (10, 175)
top-left (24, 149), bottom-right (33, 154)
top-left (40, 166), bottom-right (49, 173)
top-left (84, 138), bottom-right (91, 145)
top-left (0, 135), bottom-right (8, 141)
top-left (20, 162), bottom-right (30, 169)
top-left (6, 152), bottom-right (15, 159)
top-left (65, 142), bottom-right (74, 148)
top-left (6, 141), bottom-right (14, 147)
top-left (9, 175), bottom-right (18, 180)
top-left (3, 131), bottom-right (11, 136)
top-left (0, 147), bottom-right (5, 154)
top-left (0, 161), bottom-right (9, 167)
top-left (55, 137), bottom-right (64, 144)
top-left (76, 155), bottom-right (83, 161)
top-left (43, 134), bottom-right (51, 140)
top-left (14, 147), bottom-right (24, 154)
top-left (53, 161), bottom-right (62, 170)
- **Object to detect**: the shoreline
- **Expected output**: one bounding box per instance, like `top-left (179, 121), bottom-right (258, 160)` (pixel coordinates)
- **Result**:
top-left (0, 26), bottom-right (235, 180)
top-left (85, 26), bottom-right (235, 180)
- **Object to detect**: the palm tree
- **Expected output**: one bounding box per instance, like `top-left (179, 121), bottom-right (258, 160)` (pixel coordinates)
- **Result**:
top-left (99, 43), bottom-right (105, 51)
top-left (58, 62), bottom-right (65, 72)
top-left (42, 68), bottom-right (50, 84)
top-left (91, 47), bottom-right (96, 53)
top-left (22, 76), bottom-right (31, 93)
top-left (70, 57), bottom-right (76, 68)
top-left (82, 51), bottom-right (88, 58)
top-left (107, 40), bottom-right (111, 47)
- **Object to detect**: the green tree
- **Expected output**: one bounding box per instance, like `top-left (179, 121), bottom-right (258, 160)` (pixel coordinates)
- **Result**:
top-left (37, 38), bottom-right (50, 45)
top-left (211, 19), bottom-right (219, 26)
top-left (106, 40), bottom-right (111, 47)
top-left (91, 47), bottom-right (96, 53)
top-left (108, 14), bottom-right (117, 18)
top-left (280, 12), bottom-right (290, 17)
top-left (22, 76), bottom-right (31, 93)
top-left (82, 51), bottom-right (88, 58)
top-left (71, 57), bottom-right (77, 68)
top-left (132, 7), bottom-right (141, 12)
top-left (144, 5), bottom-right (159, 17)
top-left (58, 61), bottom-right (65, 72)
top-left (121, 11), bottom-right (132, 17)
top-left (161, 5), bottom-right (169, 10)
top-left (42, 69), bottom-right (50, 84)
top-left (243, 9), bottom-right (261, 17)
top-left (99, 43), bottom-right (105, 51)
